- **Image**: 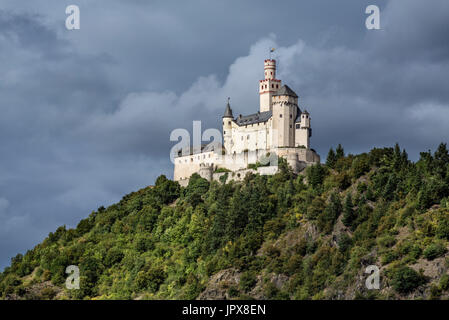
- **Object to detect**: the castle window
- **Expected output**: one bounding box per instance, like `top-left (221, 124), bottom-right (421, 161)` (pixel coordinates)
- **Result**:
top-left (296, 124), bottom-right (300, 129)
top-left (272, 84), bottom-right (274, 88)
top-left (224, 131), bottom-right (226, 134)
top-left (279, 114), bottom-right (282, 118)
top-left (247, 135), bottom-right (250, 139)
top-left (228, 121), bottom-right (231, 125)
top-left (276, 84), bottom-right (279, 88)
top-left (290, 125), bottom-right (292, 128)
top-left (290, 114), bottom-right (292, 119)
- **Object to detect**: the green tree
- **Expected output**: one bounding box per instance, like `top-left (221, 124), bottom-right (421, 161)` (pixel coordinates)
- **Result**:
top-left (336, 144), bottom-right (345, 159)
top-left (317, 192), bottom-right (342, 233)
top-left (326, 148), bottom-right (337, 168)
top-left (342, 193), bottom-right (355, 228)
top-left (184, 173), bottom-right (210, 207)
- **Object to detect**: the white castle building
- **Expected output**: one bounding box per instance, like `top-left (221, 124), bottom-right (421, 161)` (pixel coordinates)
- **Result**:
top-left (174, 58), bottom-right (320, 185)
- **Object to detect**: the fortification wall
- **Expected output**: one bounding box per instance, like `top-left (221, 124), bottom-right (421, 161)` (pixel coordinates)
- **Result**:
top-left (174, 147), bottom-right (319, 185)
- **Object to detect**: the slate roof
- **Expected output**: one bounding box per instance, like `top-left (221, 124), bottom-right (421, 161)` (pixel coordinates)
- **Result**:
top-left (235, 111), bottom-right (272, 126)
top-left (273, 85), bottom-right (298, 98)
top-left (223, 101), bottom-right (233, 118)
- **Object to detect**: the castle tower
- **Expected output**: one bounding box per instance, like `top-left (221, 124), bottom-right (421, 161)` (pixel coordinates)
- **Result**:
top-left (272, 85), bottom-right (298, 147)
top-left (295, 110), bottom-right (311, 149)
top-left (259, 59), bottom-right (282, 112)
top-left (222, 98), bottom-right (233, 154)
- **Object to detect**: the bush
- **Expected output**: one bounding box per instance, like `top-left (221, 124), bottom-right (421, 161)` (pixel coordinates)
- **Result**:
top-left (104, 248), bottom-right (124, 267)
top-left (40, 287), bottom-right (57, 300)
top-left (439, 274), bottom-right (449, 291)
top-left (391, 266), bottom-right (425, 294)
top-left (423, 243), bottom-right (446, 261)
top-left (239, 271), bottom-right (257, 292)
top-left (136, 266), bottom-right (167, 293)
top-left (227, 286), bottom-right (239, 298)
top-left (381, 251), bottom-right (398, 265)
top-left (436, 217), bottom-right (449, 240)
top-left (337, 234), bottom-right (352, 253)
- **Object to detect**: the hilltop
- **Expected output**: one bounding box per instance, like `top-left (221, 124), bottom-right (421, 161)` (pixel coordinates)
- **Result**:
top-left (2, 143), bottom-right (449, 300)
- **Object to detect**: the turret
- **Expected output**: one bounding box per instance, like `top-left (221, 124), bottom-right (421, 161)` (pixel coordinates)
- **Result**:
top-left (295, 110), bottom-right (311, 149)
top-left (259, 59), bottom-right (281, 112)
top-left (222, 98), bottom-right (234, 154)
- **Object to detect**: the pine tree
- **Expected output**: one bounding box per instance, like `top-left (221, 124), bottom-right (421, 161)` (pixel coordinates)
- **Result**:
top-left (434, 143), bottom-right (449, 178)
top-left (342, 193), bottom-right (354, 228)
top-left (336, 144), bottom-right (345, 159)
top-left (392, 143), bottom-right (402, 171)
top-left (326, 148), bottom-right (337, 168)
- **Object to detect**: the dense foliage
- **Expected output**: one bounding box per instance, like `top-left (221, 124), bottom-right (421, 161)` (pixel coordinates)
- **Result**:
top-left (2, 143), bottom-right (449, 300)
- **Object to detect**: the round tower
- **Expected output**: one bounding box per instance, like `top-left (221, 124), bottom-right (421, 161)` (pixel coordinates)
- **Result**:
top-left (264, 59), bottom-right (276, 79)
top-left (199, 163), bottom-right (213, 181)
top-left (259, 59), bottom-right (281, 113)
top-left (222, 98), bottom-right (234, 154)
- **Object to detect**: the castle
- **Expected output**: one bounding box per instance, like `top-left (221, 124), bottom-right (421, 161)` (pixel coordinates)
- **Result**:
top-left (174, 58), bottom-right (320, 186)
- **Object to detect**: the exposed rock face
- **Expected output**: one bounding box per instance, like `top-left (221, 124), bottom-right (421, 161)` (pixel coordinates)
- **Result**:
top-left (5, 281), bottom-right (62, 300)
top-left (198, 268), bottom-right (290, 300)
top-left (198, 268), bottom-right (241, 300)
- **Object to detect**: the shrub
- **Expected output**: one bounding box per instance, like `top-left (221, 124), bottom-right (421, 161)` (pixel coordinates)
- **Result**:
top-left (104, 248), bottom-right (124, 267)
top-left (423, 243), bottom-right (446, 261)
top-left (40, 287), bottom-right (57, 300)
top-left (239, 271), bottom-right (257, 292)
top-left (391, 266), bottom-right (425, 294)
top-left (439, 274), bottom-right (449, 291)
top-left (136, 266), bottom-right (167, 293)
top-left (436, 216), bottom-right (449, 240)
top-left (381, 251), bottom-right (398, 265)
top-left (227, 286), bottom-right (239, 298)
top-left (337, 234), bottom-right (352, 253)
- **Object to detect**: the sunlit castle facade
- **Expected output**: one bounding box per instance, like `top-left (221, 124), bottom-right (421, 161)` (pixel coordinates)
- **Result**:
top-left (174, 58), bottom-right (320, 185)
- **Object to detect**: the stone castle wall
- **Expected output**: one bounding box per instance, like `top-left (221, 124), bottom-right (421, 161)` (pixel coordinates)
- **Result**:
top-left (174, 147), bottom-right (320, 186)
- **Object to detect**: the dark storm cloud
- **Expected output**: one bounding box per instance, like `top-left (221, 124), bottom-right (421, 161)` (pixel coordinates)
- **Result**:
top-left (0, 0), bottom-right (448, 268)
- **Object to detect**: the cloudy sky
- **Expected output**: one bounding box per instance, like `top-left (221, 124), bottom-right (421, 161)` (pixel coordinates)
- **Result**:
top-left (0, 0), bottom-right (448, 269)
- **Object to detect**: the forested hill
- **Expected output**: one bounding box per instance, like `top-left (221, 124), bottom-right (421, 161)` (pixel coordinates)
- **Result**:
top-left (2, 143), bottom-right (449, 300)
